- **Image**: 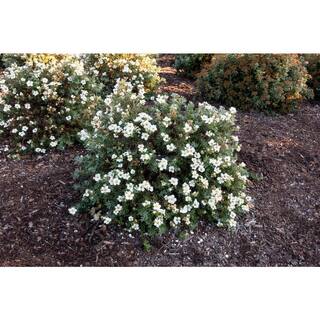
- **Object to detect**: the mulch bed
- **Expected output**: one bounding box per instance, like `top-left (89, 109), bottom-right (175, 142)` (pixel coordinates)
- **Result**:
top-left (0, 55), bottom-right (319, 266)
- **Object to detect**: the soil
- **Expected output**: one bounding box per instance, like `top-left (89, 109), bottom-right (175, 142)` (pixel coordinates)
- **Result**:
top-left (0, 54), bottom-right (319, 266)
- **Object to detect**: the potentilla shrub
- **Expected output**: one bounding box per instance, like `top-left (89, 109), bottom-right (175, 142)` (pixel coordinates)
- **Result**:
top-left (302, 54), bottom-right (320, 99)
top-left (174, 54), bottom-right (213, 78)
top-left (82, 54), bottom-right (162, 97)
top-left (1, 53), bottom-right (73, 68)
top-left (69, 80), bottom-right (252, 236)
top-left (197, 54), bottom-right (313, 113)
top-left (0, 59), bottom-right (102, 156)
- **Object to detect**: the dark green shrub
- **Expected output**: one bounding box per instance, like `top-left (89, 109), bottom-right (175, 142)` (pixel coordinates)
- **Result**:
top-left (303, 54), bottom-right (320, 99)
top-left (197, 54), bottom-right (313, 113)
top-left (174, 54), bottom-right (213, 78)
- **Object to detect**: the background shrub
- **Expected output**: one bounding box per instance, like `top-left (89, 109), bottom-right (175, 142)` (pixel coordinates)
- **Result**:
top-left (70, 80), bottom-right (251, 236)
top-left (197, 54), bottom-right (313, 113)
top-left (0, 54), bottom-right (4, 69)
top-left (174, 54), bottom-right (213, 78)
top-left (82, 54), bottom-right (162, 97)
top-left (302, 54), bottom-right (320, 99)
top-left (0, 58), bottom-right (102, 156)
top-left (1, 54), bottom-right (73, 68)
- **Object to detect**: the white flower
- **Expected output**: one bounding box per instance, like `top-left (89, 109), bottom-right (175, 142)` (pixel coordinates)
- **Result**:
top-left (101, 185), bottom-right (111, 194)
top-left (50, 141), bottom-right (58, 147)
top-left (158, 158), bottom-right (168, 171)
top-left (161, 133), bottom-right (170, 142)
top-left (93, 173), bottom-right (101, 182)
top-left (162, 116), bottom-right (171, 127)
top-left (132, 223), bottom-right (139, 230)
top-left (26, 80), bottom-right (33, 87)
top-left (154, 216), bottom-right (163, 228)
top-left (193, 199), bottom-right (200, 208)
top-left (169, 177), bottom-right (178, 186)
top-left (103, 217), bottom-right (112, 224)
top-left (181, 143), bottom-right (195, 157)
top-left (173, 217), bottom-right (181, 225)
top-left (114, 204), bottom-right (122, 215)
top-left (79, 129), bottom-right (90, 141)
top-left (125, 190), bottom-right (134, 200)
top-left (68, 207), bottom-right (77, 215)
top-left (165, 194), bottom-right (177, 204)
top-left (123, 64), bottom-right (131, 73)
top-left (182, 183), bottom-right (191, 195)
top-left (229, 107), bottom-right (237, 114)
top-left (3, 105), bottom-right (11, 112)
top-left (123, 122), bottom-right (135, 137)
top-left (109, 176), bottom-right (121, 185)
top-left (66, 116), bottom-right (72, 121)
top-left (32, 128), bottom-right (38, 133)
top-left (141, 133), bottom-right (149, 140)
top-left (83, 189), bottom-right (92, 198)
top-left (166, 143), bottom-right (176, 152)
top-left (168, 166), bottom-right (175, 173)
top-left (141, 153), bottom-right (151, 162)
top-left (184, 123), bottom-right (192, 133)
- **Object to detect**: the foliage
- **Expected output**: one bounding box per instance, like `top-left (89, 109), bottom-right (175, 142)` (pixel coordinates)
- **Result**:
top-left (302, 54), bottom-right (320, 99)
top-left (69, 80), bottom-right (252, 236)
top-left (197, 54), bottom-right (313, 113)
top-left (0, 54), bottom-right (4, 69)
top-left (82, 54), bottom-right (162, 97)
top-left (174, 54), bottom-right (213, 78)
top-left (0, 58), bottom-right (102, 156)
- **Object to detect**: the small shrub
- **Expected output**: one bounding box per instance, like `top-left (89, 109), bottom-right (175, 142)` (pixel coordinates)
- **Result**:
top-left (174, 54), bottom-right (213, 78)
top-left (303, 54), bottom-right (320, 99)
top-left (82, 54), bottom-right (162, 97)
top-left (0, 58), bottom-right (102, 156)
top-left (69, 80), bottom-right (252, 237)
top-left (1, 53), bottom-right (73, 68)
top-left (197, 54), bottom-right (313, 113)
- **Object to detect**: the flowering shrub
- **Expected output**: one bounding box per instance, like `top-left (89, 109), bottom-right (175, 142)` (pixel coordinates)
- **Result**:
top-left (197, 54), bottom-right (313, 113)
top-left (302, 54), bottom-right (320, 99)
top-left (70, 80), bottom-right (252, 236)
top-left (0, 58), bottom-right (102, 156)
top-left (174, 54), bottom-right (213, 78)
top-left (82, 54), bottom-right (162, 97)
top-left (1, 54), bottom-right (72, 68)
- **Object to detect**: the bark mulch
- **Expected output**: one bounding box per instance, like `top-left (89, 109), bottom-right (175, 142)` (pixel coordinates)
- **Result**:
top-left (0, 55), bottom-right (319, 266)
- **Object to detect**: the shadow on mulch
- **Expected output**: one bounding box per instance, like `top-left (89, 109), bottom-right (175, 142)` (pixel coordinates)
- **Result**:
top-left (0, 55), bottom-right (319, 266)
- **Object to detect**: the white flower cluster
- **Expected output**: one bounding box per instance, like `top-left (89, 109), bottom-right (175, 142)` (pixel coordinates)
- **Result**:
top-left (70, 80), bottom-right (252, 235)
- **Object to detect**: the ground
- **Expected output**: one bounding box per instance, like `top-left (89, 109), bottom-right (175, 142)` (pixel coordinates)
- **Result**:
top-left (0, 55), bottom-right (319, 266)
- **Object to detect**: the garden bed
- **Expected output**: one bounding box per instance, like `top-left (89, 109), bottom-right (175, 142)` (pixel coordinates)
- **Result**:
top-left (0, 55), bottom-right (319, 266)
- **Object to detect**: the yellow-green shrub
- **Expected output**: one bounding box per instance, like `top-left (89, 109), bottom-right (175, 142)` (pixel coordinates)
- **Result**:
top-left (1, 54), bottom-right (72, 68)
top-left (82, 54), bottom-right (162, 97)
top-left (197, 54), bottom-right (313, 113)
